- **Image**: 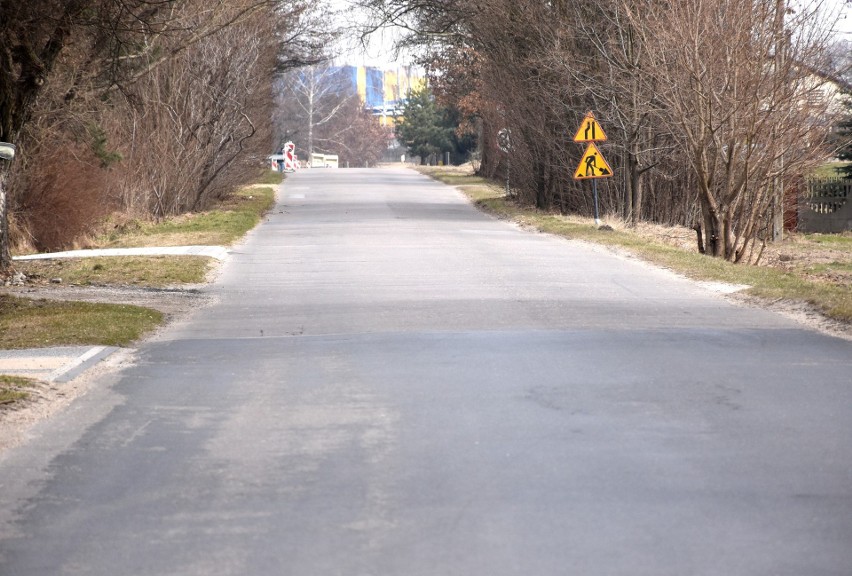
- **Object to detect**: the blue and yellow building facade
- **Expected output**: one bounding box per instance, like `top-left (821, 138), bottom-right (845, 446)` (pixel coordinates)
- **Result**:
top-left (337, 65), bottom-right (425, 126)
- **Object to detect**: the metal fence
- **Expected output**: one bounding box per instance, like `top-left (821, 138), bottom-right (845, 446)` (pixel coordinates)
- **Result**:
top-left (798, 177), bottom-right (852, 233)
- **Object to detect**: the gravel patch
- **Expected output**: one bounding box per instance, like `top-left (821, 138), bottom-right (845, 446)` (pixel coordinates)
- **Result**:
top-left (1, 284), bottom-right (215, 317)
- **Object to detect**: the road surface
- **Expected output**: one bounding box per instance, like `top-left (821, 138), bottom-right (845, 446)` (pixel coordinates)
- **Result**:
top-left (1, 168), bottom-right (851, 575)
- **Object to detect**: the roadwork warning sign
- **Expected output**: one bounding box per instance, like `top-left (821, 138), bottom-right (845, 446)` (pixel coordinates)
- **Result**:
top-left (573, 143), bottom-right (613, 180)
top-left (573, 112), bottom-right (607, 143)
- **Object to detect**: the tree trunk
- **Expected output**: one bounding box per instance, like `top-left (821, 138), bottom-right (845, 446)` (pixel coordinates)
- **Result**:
top-left (628, 147), bottom-right (643, 226)
top-left (700, 196), bottom-right (723, 258)
top-left (623, 151), bottom-right (633, 221)
top-left (693, 224), bottom-right (705, 254)
top-left (632, 173), bottom-right (643, 226)
top-left (307, 76), bottom-right (315, 157)
top-left (535, 159), bottom-right (547, 210)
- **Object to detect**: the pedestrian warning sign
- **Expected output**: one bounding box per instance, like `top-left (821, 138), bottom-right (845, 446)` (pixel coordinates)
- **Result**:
top-left (573, 143), bottom-right (613, 180)
top-left (573, 112), bottom-right (607, 142)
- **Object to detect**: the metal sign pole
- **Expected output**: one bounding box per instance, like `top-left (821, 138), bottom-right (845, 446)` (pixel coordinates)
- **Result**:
top-left (593, 179), bottom-right (600, 226)
top-left (506, 154), bottom-right (510, 198)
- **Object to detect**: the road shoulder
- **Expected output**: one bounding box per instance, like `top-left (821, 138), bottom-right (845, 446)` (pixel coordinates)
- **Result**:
top-left (0, 284), bottom-right (215, 456)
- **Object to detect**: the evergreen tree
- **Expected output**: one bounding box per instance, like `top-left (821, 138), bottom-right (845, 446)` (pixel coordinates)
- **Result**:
top-left (395, 87), bottom-right (453, 165)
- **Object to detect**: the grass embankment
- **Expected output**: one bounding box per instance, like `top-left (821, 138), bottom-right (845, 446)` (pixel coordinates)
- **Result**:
top-left (16, 178), bottom-right (278, 288)
top-left (0, 296), bottom-right (163, 349)
top-left (18, 256), bottom-right (213, 287)
top-left (5, 173), bottom-right (281, 359)
top-left (418, 166), bottom-right (852, 324)
top-left (99, 184), bottom-right (277, 249)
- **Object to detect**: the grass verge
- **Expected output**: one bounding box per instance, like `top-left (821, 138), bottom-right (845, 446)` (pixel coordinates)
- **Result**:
top-left (15, 256), bottom-right (213, 287)
top-left (99, 184), bottom-right (277, 248)
top-left (0, 375), bottom-right (37, 405)
top-left (0, 294), bottom-right (164, 349)
top-left (417, 165), bottom-right (852, 324)
top-left (15, 179), bottom-right (278, 287)
top-left (256, 170), bottom-right (287, 186)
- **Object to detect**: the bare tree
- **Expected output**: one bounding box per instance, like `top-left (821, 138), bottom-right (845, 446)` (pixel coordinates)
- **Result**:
top-left (362, 0), bottom-right (844, 258)
top-left (635, 0), bottom-right (841, 261)
top-left (277, 65), bottom-right (356, 157)
top-left (0, 0), bottom-right (330, 266)
top-left (361, 0), bottom-right (592, 210)
top-left (321, 97), bottom-right (390, 167)
top-left (112, 9), bottom-right (277, 218)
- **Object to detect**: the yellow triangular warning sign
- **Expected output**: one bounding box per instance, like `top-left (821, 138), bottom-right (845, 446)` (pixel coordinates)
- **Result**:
top-left (573, 112), bottom-right (607, 142)
top-left (573, 143), bottom-right (613, 180)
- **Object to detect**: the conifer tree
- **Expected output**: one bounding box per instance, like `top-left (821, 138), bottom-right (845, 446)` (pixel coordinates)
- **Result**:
top-left (395, 87), bottom-right (453, 165)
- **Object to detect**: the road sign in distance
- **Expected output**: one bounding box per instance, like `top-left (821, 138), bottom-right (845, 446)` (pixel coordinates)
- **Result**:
top-left (497, 128), bottom-right (512, 153)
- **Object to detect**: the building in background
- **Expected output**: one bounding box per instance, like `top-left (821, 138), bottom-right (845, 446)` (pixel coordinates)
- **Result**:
top-left (336, 65), bottom-right (425, 126)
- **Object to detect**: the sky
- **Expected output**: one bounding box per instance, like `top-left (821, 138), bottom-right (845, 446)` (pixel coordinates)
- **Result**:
top-left (835, 0), bottom-right (852, 38)
top-left (326, 0), bottom-right (420, 68)
top-left (328, 0), bottom-right (852, 68)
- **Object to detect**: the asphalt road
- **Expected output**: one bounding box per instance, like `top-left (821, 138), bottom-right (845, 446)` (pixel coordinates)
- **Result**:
top-left (1, 167), bottom-right (851, 575)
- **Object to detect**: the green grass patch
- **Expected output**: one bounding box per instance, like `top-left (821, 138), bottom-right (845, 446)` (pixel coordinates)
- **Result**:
top-left (416, 165), bottom-right (852, 324)
top-left (15, 256), bottom-right (212, 287)
top-left (0, 375), bottom-right (37, 405)
top-left (804, 233), bottom-right (852, 247)
top-left (100, 185), bottom-right (276, 248)
top-left (0, 295), bottom-right (164, 349)
top-left (811, 162), bottom-right (852, 178)
top-left (805, 262), bottom-right (852, 274)
top-left (257, 170), bottom-right (286, 186)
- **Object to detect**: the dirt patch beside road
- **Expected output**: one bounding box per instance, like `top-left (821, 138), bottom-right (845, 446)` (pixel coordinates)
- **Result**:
top-left (728, 292), bottom-right (852, 341)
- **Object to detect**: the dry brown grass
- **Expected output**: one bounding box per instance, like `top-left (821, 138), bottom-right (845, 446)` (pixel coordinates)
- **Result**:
top-left (15, 256), bottom-right (213, 287)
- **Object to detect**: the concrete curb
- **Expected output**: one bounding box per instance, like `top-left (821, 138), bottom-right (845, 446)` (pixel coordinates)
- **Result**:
top-left (0, 346), bottom-right (121, 383)
top-left (13, 246), bottom-right (229, 261)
